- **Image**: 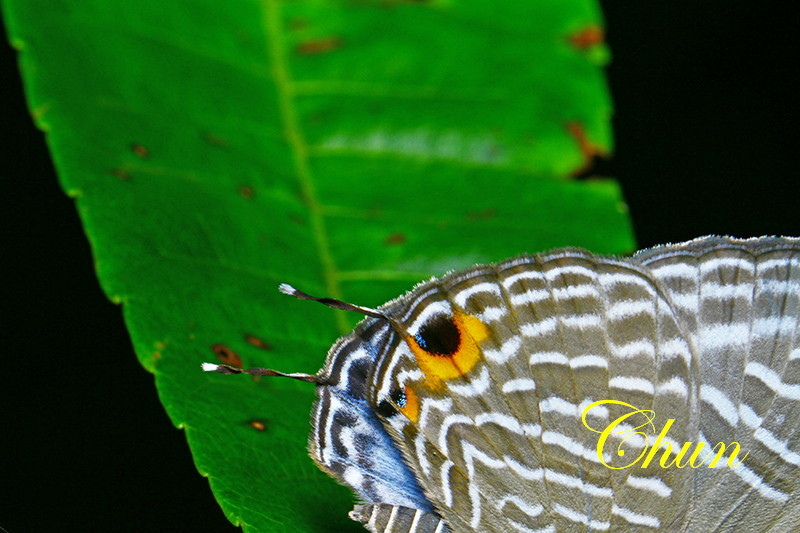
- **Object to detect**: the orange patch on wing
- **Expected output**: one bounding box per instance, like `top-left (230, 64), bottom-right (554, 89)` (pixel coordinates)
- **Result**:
top-left (407, 310), bottom-right (489, 390)
top-left (398, 386), bottom-right (420, 423)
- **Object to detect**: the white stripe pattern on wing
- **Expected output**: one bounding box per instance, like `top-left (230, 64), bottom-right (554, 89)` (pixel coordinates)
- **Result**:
top-left (697, 432), bottom-right (789, 502)
top-left (454, 282), bottom-right (502, 308)
top-left (552, 503), bottom-right (610, 530)
top-left (745, 362), bottom-right (800, 400)
top-left (607, 299), bottom-right (654, 320)
top-left (700, 384), bottom-right (739, 426)
top-left (510, 288), bottom-right (551, 307)
top-left (656, 376), bottom-right (689, 397)
top-left (609, 376), bottom-right (656, 395)
top-left (611, 504), bottom-right (660, 528)
top-left (498, 495), bottom-right (544, 518)
top-left (448, 366), bottom-right (491, 397)
top-left (408, 300), bottom-right (452, 334)
top-left (502, 378), bottom-right (537, 393)
top-left (698, 323), bottom-right (750, 349)
top-left (626, 475), bottom-right (672, 497)
top-left (483, 335), bottom-right (522, 363)
top-left (610, 339), bottom-right (656, 359)
top-left (520, 317), bottom-right (558, 337)
top-left (570, 355), bottom-right (609, 369)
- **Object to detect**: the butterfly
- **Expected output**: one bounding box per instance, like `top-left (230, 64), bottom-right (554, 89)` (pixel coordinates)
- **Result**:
top-left (206, 236), bottom-right (799, 532)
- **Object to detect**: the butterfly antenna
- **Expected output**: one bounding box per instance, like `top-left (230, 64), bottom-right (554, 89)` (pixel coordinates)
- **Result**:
top-left (201, 362), bottom-right (319, 383)
top-left (279, 283), bottom-right (391, 319)
top-left (278, 283), bottom-right (410, 337)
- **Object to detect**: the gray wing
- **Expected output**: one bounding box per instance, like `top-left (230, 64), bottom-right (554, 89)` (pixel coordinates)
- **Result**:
top-left (366, 236), bottom-right (799, 532)
top-left (633, 235), bottom-right (800, 531)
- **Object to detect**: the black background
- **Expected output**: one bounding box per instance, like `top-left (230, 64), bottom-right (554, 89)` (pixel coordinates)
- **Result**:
top-left (2, 4), bottom-right (798, 531)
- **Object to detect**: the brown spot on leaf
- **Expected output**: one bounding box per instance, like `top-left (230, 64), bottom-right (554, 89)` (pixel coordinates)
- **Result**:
top-left (245, 334), bottom-right (272, 351)
top-left (385, 232), bottom-right (407, 245)
top-left (239, 185), bottom-right (255, 199)
top-left (131, 143), bottom-right (150, 159)
top-left (203, 132), bottom-right (229, 147)
top-left (212, 344), bottom-right (242, 367)
top-left (467, 208), bottom-right (497, 221)
top-left (296, 37), bottom-right (343, 55)
top-left (110, 168), bottom-right (131, 181)
top-left (565, 121), bottom-right (607, 178)
top-left (248, 419), bottom-right (267, 432)
top-left (568, 25), bottom-right (604, 50)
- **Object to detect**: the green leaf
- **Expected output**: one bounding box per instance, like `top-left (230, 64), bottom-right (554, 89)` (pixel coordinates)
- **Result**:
top-left (4, 0), bottom-right (633, 531)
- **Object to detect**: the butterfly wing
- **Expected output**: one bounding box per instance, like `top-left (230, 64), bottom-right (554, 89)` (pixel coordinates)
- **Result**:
top-left (364, 236), bottom-right (799, 532)
top-left (309, 320), bottom-right (435, 516)
top-left (633, 236), bottom-right (800, 530)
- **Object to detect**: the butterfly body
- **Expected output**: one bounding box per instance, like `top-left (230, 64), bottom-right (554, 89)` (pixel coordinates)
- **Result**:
top-left (310, 236), bottom-right (800, 532)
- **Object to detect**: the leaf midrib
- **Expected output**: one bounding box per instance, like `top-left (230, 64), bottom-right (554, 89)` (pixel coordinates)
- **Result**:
top-left (262, 0), bottom-right (348, 334)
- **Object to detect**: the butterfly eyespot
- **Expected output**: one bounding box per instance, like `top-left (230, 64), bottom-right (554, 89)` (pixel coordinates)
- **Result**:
top-left (376, 388), bottom-right (406, 418)
top-left (407, 310), bottom-right (489, 389)
top-left (415, 315), bottom-right (460, 355)
top-left (390, 388), bottom-right (408, 408)
top-left (376, 387), bottom-right (420, 423)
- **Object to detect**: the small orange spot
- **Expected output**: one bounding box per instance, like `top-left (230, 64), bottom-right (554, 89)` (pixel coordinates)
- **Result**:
top-left (568, 25), bottom-right (604, 50)
top-left (152, 352), bottom-right (162, 360)
top-left (565, 121), bottom-right (606, 177)
top-left (245, 334), bottom-right (272, 351)
top-left (385, 232), bottom-right (407, 245)
top-left (248, 419), bottom-right (267, 431)
top-left (296, 37), bottom-right (343, 55)
top-left (131, 143), bottom-right (150, 159)
top-left (211, 344), bottom-right (242, 367)
top-left (239, 185), bottom-right (255, 199)
top-left (111, 168), bottom-right (131, 181)
top-left (406, 311), bottom-right (489, 390)
top-left (398, 386), bottom-right (420, 423)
